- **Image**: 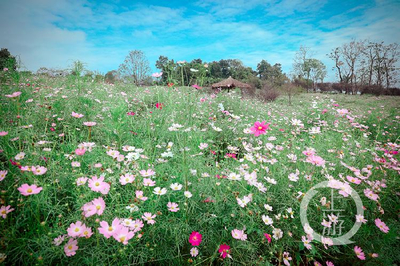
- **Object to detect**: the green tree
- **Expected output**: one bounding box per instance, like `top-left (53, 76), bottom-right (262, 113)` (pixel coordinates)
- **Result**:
top-left (257, 60), bottom-right (284, 86)
top-left (0, 48), bottom-right (17, 70)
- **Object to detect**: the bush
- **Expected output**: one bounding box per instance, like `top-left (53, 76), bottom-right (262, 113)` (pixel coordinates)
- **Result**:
top-left (105, 70), bottom-right (118, 84)
top-left (258, 84), bottom-right (280, 102)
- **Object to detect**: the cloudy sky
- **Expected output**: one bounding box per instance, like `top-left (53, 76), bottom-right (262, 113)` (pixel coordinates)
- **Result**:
top-left (1, 0), bottom-right (399, 81)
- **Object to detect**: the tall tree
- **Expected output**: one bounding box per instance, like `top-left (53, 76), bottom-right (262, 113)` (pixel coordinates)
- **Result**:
top-left (119, 50), bottom-right (151, 85)
top-left (0, 48), bottom-right (17, 70)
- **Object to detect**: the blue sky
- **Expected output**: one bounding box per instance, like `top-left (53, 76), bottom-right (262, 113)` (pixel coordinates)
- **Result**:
top-left (1, 0), bottom-right (399, 81)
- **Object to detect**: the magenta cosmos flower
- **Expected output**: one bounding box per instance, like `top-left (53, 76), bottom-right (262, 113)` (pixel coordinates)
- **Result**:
top-left (250, 121), bottom-right (270, 137)
top-left (189, 231), bottom-right (202, 246)
top-left (17, 184), bottom-right (43, 196)
top-left (218, 244), bottom-right (231, 258)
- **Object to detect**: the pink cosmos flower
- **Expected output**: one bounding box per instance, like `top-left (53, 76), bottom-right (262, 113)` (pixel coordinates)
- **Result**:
top-left (346, 176), bottom-right (361, 184)
top-left (82, 202), bottom-right (97, 217)
top-left (75, 148), bottom-right (86, 155)
top-left (167, 202), bottom-right (179, 212)
top-left (0, 170), bottom-right (7, 181)
top-left (98, 218), bottom-right (121, 238)
top-left (139, 169), bottom-right (156, 177)
top-left (326, 261), bottom-right (334, 266)
top-left (0, 131), bottom-right (8, 136)
top-left (113, 226), bottom-right (135, 245)
top-left (92, 197), bottom-right (106, 215)
top-left (143, 178), bottom-right (156, 187)
top-left (64, 238), bottom-right (78, 257)
top-left (135, 190), bottom-right (148, 201)
top-left (31, 166), bottom-right (47, 175)
top-left (218, 244), bottom-right (231, 259)
top-left (17, 184), bottom-right (43, 196)
top-left (191, 84), bottom-right (201, 90)
top-left (306, 155), bottom-right (325, 166)
top-left (106, 149), bottom-right (120, 158)
top-left (67, 221), bottom-right (85, 237)
top-left (132, 219), bottom-right (144, 233)
top-left (119, 174), bottom-right (135, 185)
top-left (76, 177), bottom-right (88, 186)
top-left (71, 112), bottom-right (84, 118)
top-left (231, 229), bottom-right (247, 241)
top-left (83, 122), bottom-right (96, 127)
top-left (283, 252), bottom-right (292, 266)
top-left (53, 235), bottom-right (66, 246)
top-left (337, 109), bottom-right (349, 116)
top-left (71, 161), bottom-right (80, 167)
top-left (364, 189), bottom-right (379, 201)
top-left (354, 246), bottom-right (365, 260)
top-left (375, 218), bottom-right (389, 233)
top-left (81, 225), bottom-right (93, 238)
top-left (190, 247), bottom-right (199, 257)
top-left (250, 121), bottom-right (270, 137)
top-left (189, 231), bottom-right (202, 246)
top-left (0, 205), bottom-right (14, 219)
top-left (322, 109), bottom-right (328, 114)
top-left (302, 148), bottom-right (316, 157)
top-left (5, 91), bottom-right (22, 98)
top-left (142, 212), bottom-right (156, 225)
top-left (88, 175), bottom-right (110, 194)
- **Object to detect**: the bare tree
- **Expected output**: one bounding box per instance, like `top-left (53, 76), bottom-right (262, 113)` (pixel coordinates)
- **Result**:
top-left (341, 40), bottom-right (365, 94)
top-left (382, 43), bottom-right (399, 88)
top-left (328, 47), bottom-right (349, 83)
top-left (118, 50), bottom-right (151, 85)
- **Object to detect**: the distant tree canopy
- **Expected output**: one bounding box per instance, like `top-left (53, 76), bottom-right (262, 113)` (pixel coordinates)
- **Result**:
top-left (0, 48), bottom-right (17, 70)
top-left (119, 50), bottom-right (151, 85)
top-left (292, 46), bottom-right (327, 92)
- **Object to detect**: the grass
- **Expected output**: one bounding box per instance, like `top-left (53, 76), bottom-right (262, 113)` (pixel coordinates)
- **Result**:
top-left (0, 73), bottom-right (399, 265)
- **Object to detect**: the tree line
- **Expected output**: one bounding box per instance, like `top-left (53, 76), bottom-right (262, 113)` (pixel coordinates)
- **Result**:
top-left (1, 39), bottom-right (398, 95)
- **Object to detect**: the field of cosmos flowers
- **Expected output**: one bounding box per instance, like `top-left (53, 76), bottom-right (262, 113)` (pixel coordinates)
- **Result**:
top-left (0, 73), bottom-right (399, 265)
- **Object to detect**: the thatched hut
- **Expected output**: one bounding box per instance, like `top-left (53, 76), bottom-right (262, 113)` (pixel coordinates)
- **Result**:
top-left (211, 76), bottom-right (251, 93)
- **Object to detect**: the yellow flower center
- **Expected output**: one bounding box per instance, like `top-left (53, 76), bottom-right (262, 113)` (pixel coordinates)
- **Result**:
top-left (27, 188), bottom-right (32, 193)
top-left (95, 182), bottom-right (100, 186)
top-left (68, 245), bottom-right (73, 250)
top-left (1, 210), bottom-right (6, 214)
top-left (96, 206), bottom-right (101, 210)
top-left (74, 228), bottom-right (80, 232)
top-left (108, 227), bottom-right (113, 231)
top-left (119, 236), bottom-right (126, 242)
top-left (258, 126), bottom-right (262, 130)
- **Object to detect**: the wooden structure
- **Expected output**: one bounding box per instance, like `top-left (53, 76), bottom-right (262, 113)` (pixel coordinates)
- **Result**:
top-left (211, 76), bottom-right (251, 93)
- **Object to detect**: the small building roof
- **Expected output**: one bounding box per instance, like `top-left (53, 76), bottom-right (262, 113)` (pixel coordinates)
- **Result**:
top-left (211, 76), bottom-right (251, 89)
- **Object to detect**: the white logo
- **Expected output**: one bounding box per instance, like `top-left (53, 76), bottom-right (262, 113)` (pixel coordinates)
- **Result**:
top-left (300, 181), bottom-right (364, 245)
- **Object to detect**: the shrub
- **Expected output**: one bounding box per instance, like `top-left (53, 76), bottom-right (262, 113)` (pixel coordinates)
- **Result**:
top-left (258, 85), bottom-right (280, 102)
